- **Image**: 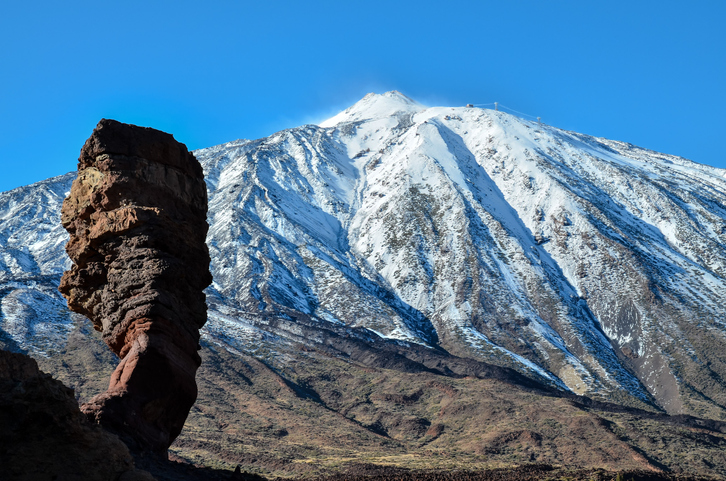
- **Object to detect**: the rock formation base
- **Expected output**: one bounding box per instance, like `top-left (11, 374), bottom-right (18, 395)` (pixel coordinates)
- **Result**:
top-left (0, 349), bottom-right (153, 481)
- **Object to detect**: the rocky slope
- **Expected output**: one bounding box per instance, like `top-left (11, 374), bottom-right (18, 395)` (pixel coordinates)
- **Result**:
top-left (3, 92), bottom-right (726, 476)
top-left (0, 349), bottom-right (150, 481)
top-left (11, 315), bottom-right (725, 479)
top-left (196, 91), bottom-right (726, 417)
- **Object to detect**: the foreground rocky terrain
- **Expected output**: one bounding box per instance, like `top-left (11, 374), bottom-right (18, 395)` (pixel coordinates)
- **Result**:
top-left (3, 92), bottom-right (726, 478)
top-left (310, 464), bottom-right (720, 481)
top-left (6, 323), bottom-right (726, 480)
top-left (13, 313), bottom-right (724, 479)
top-left (0, 349), bottom-right (147, 480)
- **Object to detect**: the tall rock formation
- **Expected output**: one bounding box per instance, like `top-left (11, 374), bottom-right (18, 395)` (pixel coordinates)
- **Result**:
top-left (59, 119), bottom-right (212, 453)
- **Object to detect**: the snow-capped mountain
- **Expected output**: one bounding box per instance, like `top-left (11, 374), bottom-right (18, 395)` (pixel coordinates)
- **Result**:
top-left (3, 91), bottom-right (726, 418)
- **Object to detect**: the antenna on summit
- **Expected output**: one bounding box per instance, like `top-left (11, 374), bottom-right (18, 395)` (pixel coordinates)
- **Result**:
top-left (494, 102), bottom-right (498, 111)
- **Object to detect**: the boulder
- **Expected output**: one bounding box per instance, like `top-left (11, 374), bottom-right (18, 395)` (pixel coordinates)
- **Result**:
top-left (0, 349), bottom-right (153, 480)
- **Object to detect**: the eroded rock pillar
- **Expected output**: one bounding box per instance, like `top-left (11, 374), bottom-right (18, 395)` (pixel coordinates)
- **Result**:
top-left (59, 119), bottom-right (212, 453)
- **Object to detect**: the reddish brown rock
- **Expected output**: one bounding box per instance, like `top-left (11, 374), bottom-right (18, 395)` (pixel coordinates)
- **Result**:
top-left (59, 119), bottom-right (212, 454)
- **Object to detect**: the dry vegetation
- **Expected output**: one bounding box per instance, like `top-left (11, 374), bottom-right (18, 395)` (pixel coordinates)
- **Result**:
top-left (171, 342), bottom-right (726, 479)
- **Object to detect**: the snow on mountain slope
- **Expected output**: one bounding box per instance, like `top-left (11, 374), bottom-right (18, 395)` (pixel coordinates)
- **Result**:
top-left (3, 91), bottom-right (726, 417)
top-left (0, 173), bottom-right (79, 355)
top-left (0, 173), bottom-right (73, 280)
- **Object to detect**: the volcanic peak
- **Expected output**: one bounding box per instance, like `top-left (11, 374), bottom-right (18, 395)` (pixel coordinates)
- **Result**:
top-left (319, 90), bottom-right (425, 127)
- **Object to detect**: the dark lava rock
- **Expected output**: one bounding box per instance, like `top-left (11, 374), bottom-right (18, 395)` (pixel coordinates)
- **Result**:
top-left (59, 119), bottom-right (212, 454)
top-left (0, 349), bottom-right (153, 481)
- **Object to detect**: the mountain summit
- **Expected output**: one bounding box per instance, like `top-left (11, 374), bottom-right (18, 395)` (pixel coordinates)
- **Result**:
top-left (319, 90), bottom-right (424, 126)
top-left (3, 92), bottom-right (726, 422)
top-left (203, 91), bottom-right (726, 415)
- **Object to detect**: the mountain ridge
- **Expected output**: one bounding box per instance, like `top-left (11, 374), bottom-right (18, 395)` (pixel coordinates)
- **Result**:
top-left (3, 92), bottom-right (726, 421)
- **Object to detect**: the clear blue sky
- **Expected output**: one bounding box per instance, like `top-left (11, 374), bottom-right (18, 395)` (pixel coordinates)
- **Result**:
top-left (1, 1), bottom-right (724, 192)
